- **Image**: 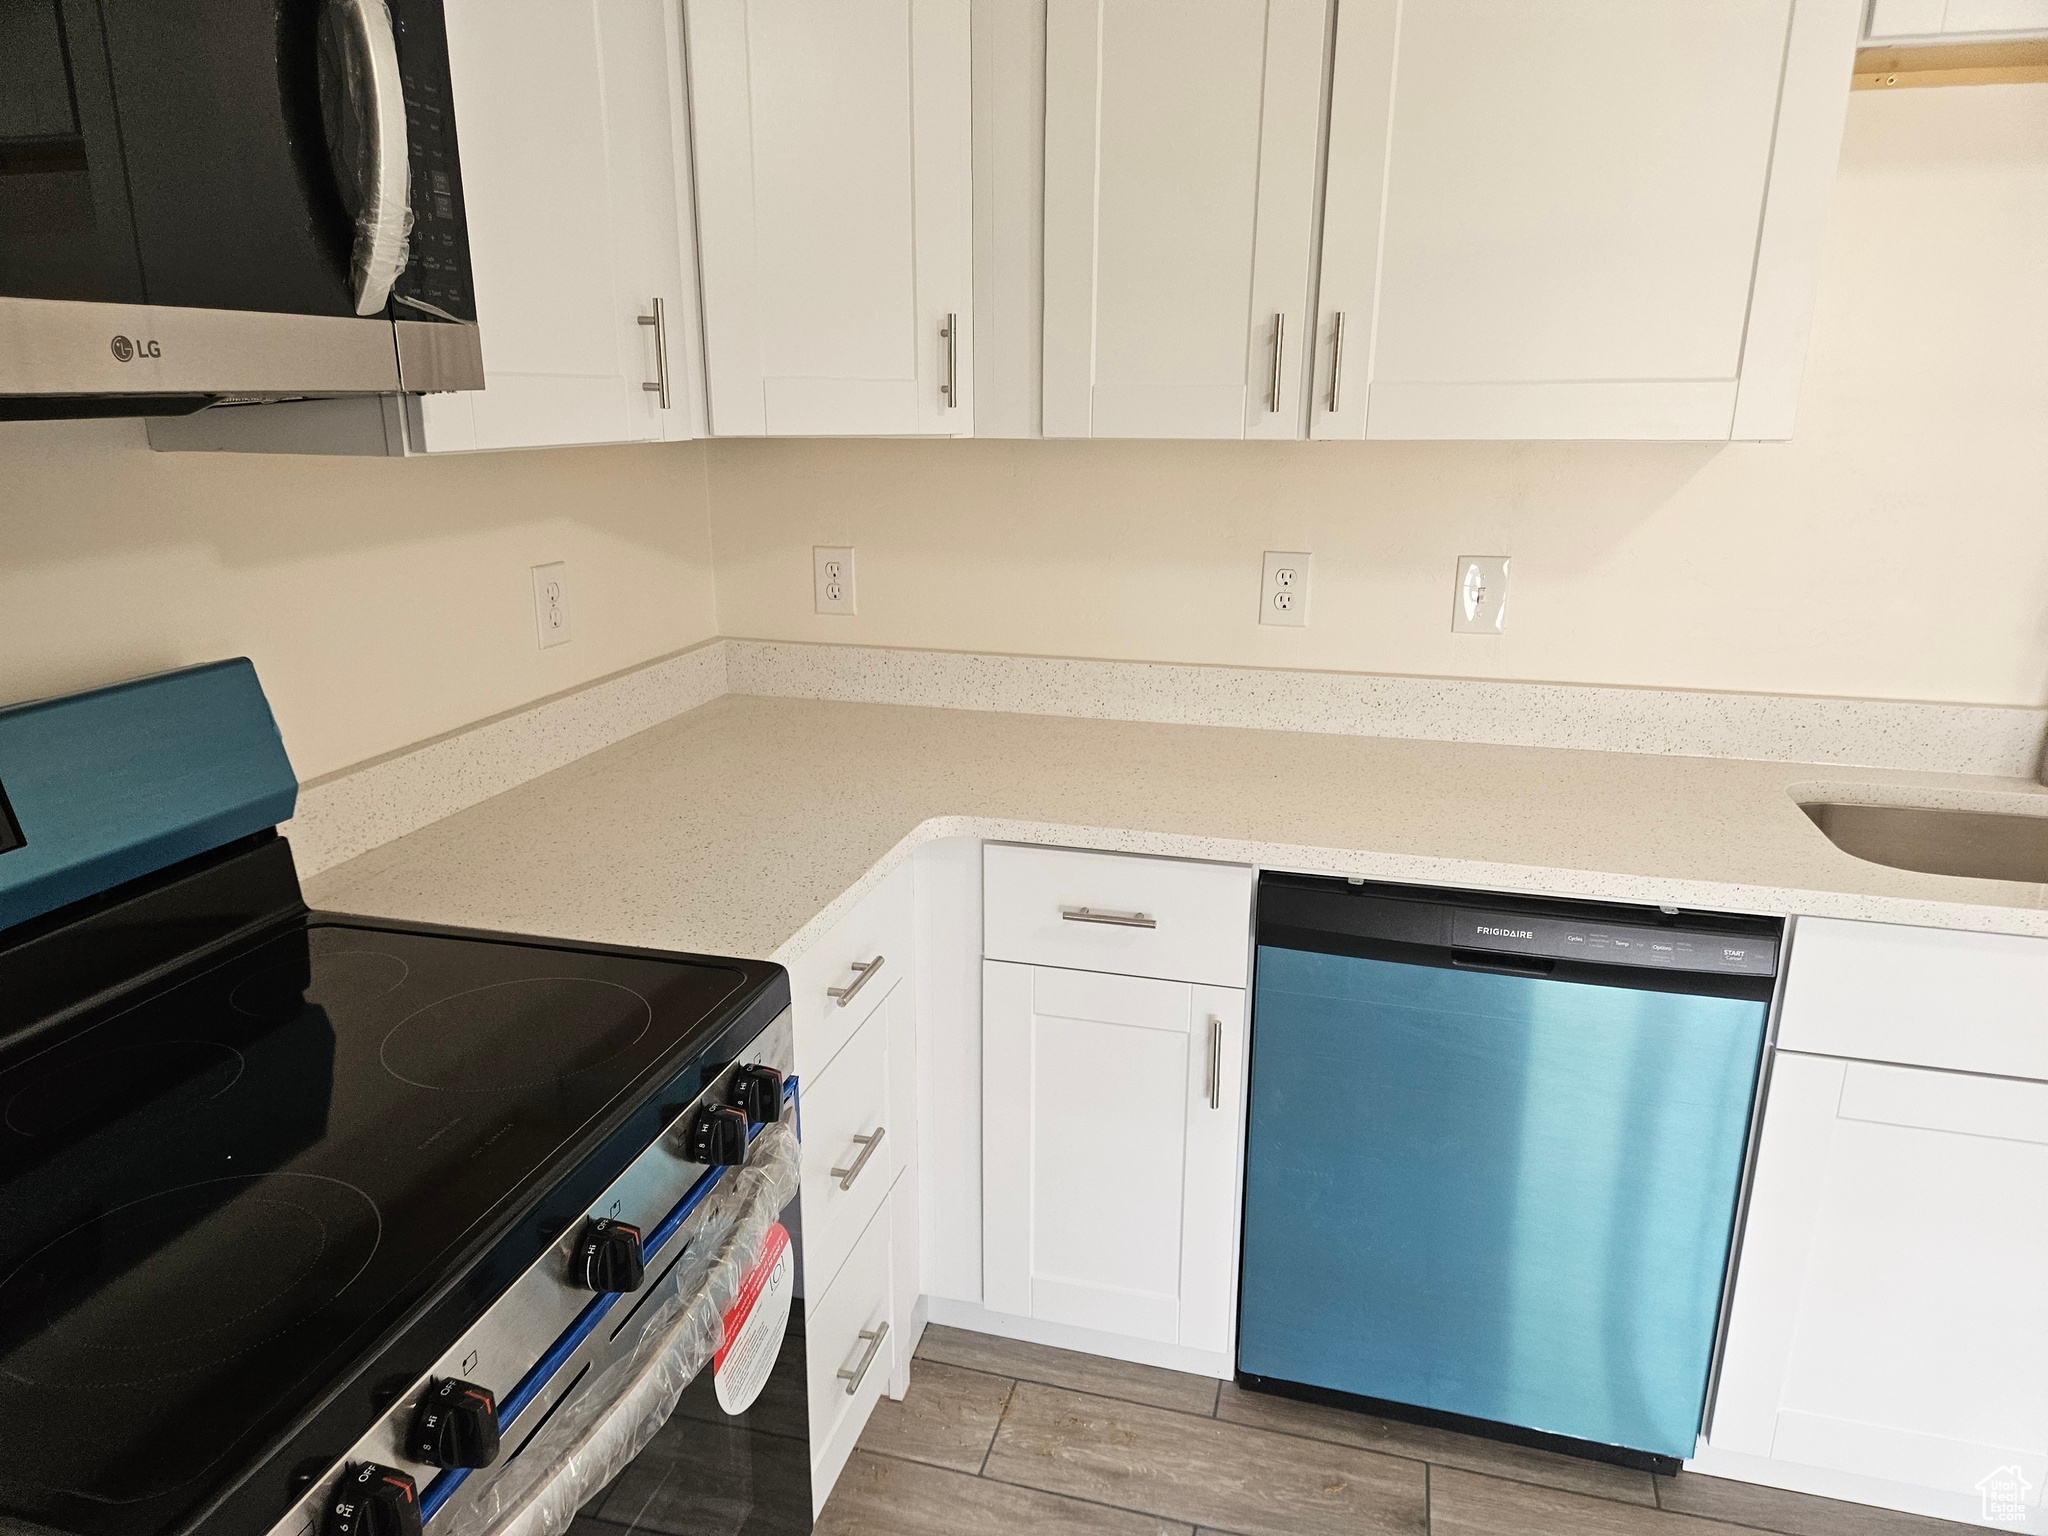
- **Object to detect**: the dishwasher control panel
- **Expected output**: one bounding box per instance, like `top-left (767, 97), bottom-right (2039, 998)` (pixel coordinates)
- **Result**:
top-left (1455, 912), bottom-right (1777, 976)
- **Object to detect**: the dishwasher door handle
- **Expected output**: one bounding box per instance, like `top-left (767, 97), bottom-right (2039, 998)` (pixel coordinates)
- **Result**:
top-left (1449, 949), bottom-right (1557, 978)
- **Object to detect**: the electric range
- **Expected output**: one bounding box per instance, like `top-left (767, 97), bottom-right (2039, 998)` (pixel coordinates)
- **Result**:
top-left (0, 662), bottom-right (810, 1536)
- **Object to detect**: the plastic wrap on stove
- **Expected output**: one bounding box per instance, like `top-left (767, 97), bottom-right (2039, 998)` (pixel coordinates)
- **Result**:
top-left (443, 1108), bottom-right (800, 1536)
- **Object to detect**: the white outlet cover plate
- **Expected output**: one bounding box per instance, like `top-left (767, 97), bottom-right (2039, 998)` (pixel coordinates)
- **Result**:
top-left (532, 561), bottom-right (571, 649)
top-left (1261, 551), bottom-right (1311, 628)
top-left (1452, 555), bottom-right (1510, 634)
top-left (813, 547), bottom-right (856, 615)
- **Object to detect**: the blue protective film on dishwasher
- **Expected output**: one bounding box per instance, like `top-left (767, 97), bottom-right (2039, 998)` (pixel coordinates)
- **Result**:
top-left (1238, 944), bottom-right (1765, 1460)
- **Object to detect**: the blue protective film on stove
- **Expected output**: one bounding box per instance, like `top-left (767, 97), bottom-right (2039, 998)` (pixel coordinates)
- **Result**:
top-left (0, 658), bottom-right (297, 930)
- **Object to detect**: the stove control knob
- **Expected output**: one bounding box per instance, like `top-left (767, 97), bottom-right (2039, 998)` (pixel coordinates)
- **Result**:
top-left (322, 1463), bottom-right (421, 1536)
top-left (574, 1217), bottom-right (645, 1293)
top-left (731, 1065), bottom-right (784, 1126)
top-left (688, 1103), bottom-right (750, 1165)
top-left (407, 1377), bottom-right (502, 1469)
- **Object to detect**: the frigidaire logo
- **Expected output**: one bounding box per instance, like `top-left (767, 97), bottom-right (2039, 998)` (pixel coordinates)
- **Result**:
top-left (109, 335), bottom-right (161, 362)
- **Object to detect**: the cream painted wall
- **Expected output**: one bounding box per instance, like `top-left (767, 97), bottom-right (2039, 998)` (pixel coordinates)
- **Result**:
top-left (707, 83), bottom-right (2048, 710)
top-left (0, 426), bottom-right (717, 780)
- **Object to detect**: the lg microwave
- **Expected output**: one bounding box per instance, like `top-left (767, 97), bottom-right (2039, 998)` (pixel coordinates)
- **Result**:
top-left (0, 0), bottom-right (482, 420)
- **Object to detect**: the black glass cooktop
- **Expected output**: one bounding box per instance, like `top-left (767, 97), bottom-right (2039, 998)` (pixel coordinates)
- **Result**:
top-left (0, 910), bottom-right (771, 1536)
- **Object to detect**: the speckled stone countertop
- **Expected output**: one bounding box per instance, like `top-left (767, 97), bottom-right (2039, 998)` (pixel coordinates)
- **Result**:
top-left (304, 693), bottom-right (2048, 965)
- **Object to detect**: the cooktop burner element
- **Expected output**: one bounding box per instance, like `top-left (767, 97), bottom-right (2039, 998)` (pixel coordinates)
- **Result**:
top-left (0, 912), bottom-right (759, 1536)
top-left (231, 949), bottom-right (409, 1020)
top-left (4, 1039), bottom-right (245, 1139)
top-left (1, 1172), bottom-right (383, 1387)
top-left (380, 976), bottom-right (654, 1091)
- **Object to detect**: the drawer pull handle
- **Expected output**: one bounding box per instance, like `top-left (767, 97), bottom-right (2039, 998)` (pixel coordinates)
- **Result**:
top-left (1059, 906), bottom-right (1157, 930)
top-left (838, 1320), bottom-right (891, 1395)
top-left (827, 954), bottom-right (885, 1008)
top-left (830, 1126), bottom-right (887, 1191)
top-left (1208, 1016), bottom-right (1222, 1110)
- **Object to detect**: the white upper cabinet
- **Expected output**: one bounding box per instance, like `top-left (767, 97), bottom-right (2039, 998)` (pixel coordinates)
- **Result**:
top-left (421, 0), bottom-right (703, 452)
top-left (1312, 0), bottom-right (1861, 442)
top-left (1039, 0), bottom-right (1326, 439)
top-left (685, 0), bottom-right (974, 436)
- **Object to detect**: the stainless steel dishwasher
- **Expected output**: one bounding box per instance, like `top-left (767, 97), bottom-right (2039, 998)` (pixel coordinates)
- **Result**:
top-left (1239, 874), bottom-right (1781, 1471)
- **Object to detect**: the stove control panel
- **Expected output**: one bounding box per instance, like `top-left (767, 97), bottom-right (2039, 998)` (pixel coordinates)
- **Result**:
top-left (574, 1218), bottom-right (645, 1293)
top-left (688, 1103), bottom-right (750, 1165)
top-left (732, 1064), bottom-right (784, 1126)
top-left (320, 1463), bottom-right (420, 1536)
top-left (405, 1378), bottom-right (501, 1469)
top-left (267, 1010), bottom-right (794, 1536)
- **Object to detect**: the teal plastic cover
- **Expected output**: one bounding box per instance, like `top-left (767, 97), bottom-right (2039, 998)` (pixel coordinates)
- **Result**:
top-left (0, 659), bottom-right (298, 931)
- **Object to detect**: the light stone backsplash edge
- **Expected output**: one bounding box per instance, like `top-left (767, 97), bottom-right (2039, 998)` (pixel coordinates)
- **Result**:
top-left (286, 636), bottom-right (2047, 879)
top-left (726, 640), bottom-right (2048, 780)
top-left (286, 640), bottom-right (729, 877)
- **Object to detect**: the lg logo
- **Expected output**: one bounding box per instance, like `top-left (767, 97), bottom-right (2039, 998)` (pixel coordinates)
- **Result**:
top-left (109, 335), bottom-right (161, 362)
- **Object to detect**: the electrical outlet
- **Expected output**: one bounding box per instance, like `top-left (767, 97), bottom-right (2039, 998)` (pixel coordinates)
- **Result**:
top-left (1261, 552), bottom-right (1311, 627)
top-left (813, 547), bottom-right (856, 615)
top-left (531, 562), bottom-right (571, 648)
top-left (1452, 555), bottom-right (1510, 634)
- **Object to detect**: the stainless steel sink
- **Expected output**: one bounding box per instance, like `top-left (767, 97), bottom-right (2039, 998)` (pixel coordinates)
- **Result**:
top-left (1802, 802), bottom-right (2048, 884)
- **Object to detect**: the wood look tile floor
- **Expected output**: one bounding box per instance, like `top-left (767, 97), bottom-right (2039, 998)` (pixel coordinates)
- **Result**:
top-left (812, 1325), bottom-right (1980, 1536)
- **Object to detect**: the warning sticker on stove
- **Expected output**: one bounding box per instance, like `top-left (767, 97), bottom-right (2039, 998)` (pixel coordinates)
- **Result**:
top-left (714, 1222), bottom-right (793, 1415)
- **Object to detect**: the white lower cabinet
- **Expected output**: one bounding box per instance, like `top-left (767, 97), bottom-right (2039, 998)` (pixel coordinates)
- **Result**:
top-left (1708, 920), bottom-right (2048, 1527)
top-left (799, 990), bottom-right (898, 1302)
top-left (981, 961), bottom-right (1244, 1361)
top-left (806, 1192), bottom-right (896, 1515)
top-left (794, 864), bottom-right (922, 1513)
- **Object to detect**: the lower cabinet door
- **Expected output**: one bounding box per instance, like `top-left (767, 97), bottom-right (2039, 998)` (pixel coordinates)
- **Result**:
top-left (799, 991), bottom-right (896, 1301)
top-left (981, 961), bottom-right (1244, 1351)
top-left (1712, 1051), bottom-right (2048, 1500)
top-left (808, 1191), bottom-right (895, 1513)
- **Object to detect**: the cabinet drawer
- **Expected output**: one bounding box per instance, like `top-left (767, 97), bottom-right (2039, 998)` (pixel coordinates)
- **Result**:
top-left (788, 859), bottom-right (914, 1079)
top-left (984, 844), bottom-right (1253, 987)
top-left (807, 1194), bottom-right (893, 1485)
top-left (1780, 917), bottom-right (2048, 1080)
top-left (799, 1001), bottom-right (896, 1300)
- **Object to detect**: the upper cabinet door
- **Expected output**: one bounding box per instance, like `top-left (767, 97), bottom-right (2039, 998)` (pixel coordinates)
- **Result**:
top-left (1040, 0), bottom-right (1327, 439)
top-left (685, 0), bottom-right (973, 437)
top-left (423, 0), bottom-right (701, 452)
top-left (1311, 0), bottom-right (1861, 443)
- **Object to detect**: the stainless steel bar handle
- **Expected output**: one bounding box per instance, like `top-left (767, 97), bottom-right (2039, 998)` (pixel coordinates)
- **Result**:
top-left (829, 1126), bottom-right (887, 1191)
top-left (639, 297), bottom-right (672, 410)
top-left (940, 313), bottom-right (958, 408)
top-left (1328, 311), bottom-right (1346, 413)
top-left (1059, 906), bottom-right (1158, 930)
top-left (1268, 311), bottom-right (1285, 413)
top-left (1208, 1017), bottom-right (1222, 1110)
top-left (826, 954), bottom-right (885, 1008)
top-left (838, 1320), bottom-right (891, 1395)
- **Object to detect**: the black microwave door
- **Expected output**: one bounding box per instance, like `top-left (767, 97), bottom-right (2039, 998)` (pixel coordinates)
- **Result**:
top-left (0, 0), bottom-right (146, 304)
top-left (95, 0), bottom-right (359, 317)
top-left (0, 0), bottom-right (357, 316)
